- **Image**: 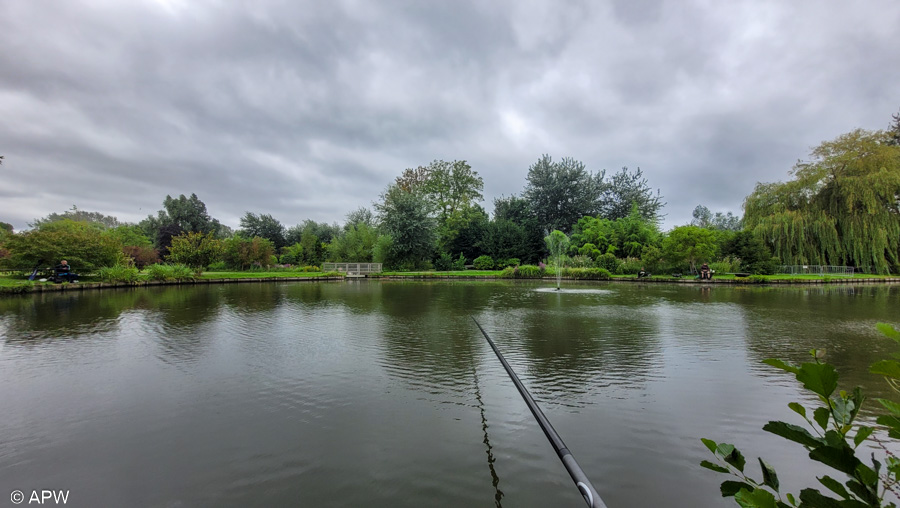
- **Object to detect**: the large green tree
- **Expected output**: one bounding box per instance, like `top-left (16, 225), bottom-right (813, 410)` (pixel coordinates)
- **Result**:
top-left (491, 195), bottom-right (545, 262)
top-left (662, 225), bottom-right (718, 272)
top-left (436, 204), bottom-right (488, 263)
top-left (743, 129), bottom-right (900, 273)
top-left (239, 212), bottom-right (286, 249)
top-left (375, 185), bottom-right (436, 269)
top-left (327, 223), bottom-right (379, 262)
top-left (600, 166), bottom-right (665, 222)
top-left (2, 219), bottom-right (123, 270)
top-left (31, 206), bottom-right (121, 229)
top-left (222, 235), bottom-right (275, 270)
top-left (888, 108), bottom-right (900, 146)
top-left (691, 205), bottom-right (743, 231)
top-left (523, 154), bottom-right (606, 234)
top-left (167, 232), bottom-right (223, 274)
top-left (140, 193), bottom-right (222, 254)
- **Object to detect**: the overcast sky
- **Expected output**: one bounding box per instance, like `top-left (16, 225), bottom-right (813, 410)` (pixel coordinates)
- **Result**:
top-left (2, 0), bottom-right (898, 232)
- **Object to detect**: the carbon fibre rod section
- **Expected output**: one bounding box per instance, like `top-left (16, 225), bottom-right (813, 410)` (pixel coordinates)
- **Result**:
top-left (472, 318), bottom-right (607, 508)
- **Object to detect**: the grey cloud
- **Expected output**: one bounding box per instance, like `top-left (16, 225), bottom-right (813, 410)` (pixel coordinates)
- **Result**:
top-left (2, 0), bottom-right (898, 232)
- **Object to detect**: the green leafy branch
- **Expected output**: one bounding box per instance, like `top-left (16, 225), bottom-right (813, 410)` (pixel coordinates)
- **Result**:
top-left (702, 323), bottom-right (900, 508)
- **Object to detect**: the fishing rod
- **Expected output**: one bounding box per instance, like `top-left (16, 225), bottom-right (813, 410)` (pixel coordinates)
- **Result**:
top-left (473, 318), bottom-right (607, 508)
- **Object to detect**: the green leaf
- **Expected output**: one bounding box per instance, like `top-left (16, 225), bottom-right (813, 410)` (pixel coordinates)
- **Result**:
top-left (876, 414), bottom-right (900, 439)
top-left (809, 445), bottom-right (861, 475)
top-left (845, 478), bottom-right (879, 505)
top-left (735, 487), bottom-right (778, 508)
top-left (701, 460), bottom-right (730, 474)
top-left (848, 387), bottom-right (864, 421)
top-left (869, 360), bottom-right (900, 379)
top-left (796, 362), bottom-right (838, 399)
top-left (788, 402), bottom-right (807, 419)
top-left (797, 488), bottom-right (849, 508)
top-left (763, 421), bottom-right (823, 448)
top-left (814, 407), bottom-right (831, 431)
top-left (701, 438), bottom-right (718, 454)
top-left (758, 458), bottom-right (779, 491)
top-left (763, 358), bottom-right (800, 375)
top-left (877, 398), bottom-right (900, 415)
top-left (853, 426), bottom-right (874, 447)
top-left (831, 398), bottom-right (855, 427)
top-left (721, 480), bottom-right (754, 497)
top-left (876, 322), bottom-right (900, 342)
top-left (854, 463), bottom-right (878, 487)
top-left (723, 446), bottom-right (747, 473)
top-left (817, 476), bottom-right (850, 499)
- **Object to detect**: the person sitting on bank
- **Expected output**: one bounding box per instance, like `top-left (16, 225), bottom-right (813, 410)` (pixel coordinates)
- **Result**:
top-left (637, 267), bottom-right (650, 278)
top-left (699, 262), bottom-right (712, 280)
top-left (54, 260), bottom-right (79, 283)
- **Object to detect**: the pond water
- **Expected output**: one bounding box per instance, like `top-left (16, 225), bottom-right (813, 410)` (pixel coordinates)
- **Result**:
top-left (1, 281), bottom-right (898, 507)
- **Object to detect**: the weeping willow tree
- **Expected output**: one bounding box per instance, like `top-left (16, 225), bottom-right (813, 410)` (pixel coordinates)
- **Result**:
top-left (744, 129), bottom-right (900, 274)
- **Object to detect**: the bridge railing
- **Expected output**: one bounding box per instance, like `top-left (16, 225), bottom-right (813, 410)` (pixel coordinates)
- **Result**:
top-left (321, 263), bottom-right (382, 275)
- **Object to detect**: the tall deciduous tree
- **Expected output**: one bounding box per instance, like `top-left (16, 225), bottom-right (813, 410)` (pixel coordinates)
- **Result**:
top-left (888, 108), bottom-right (900, 146)
top-left (140, 193), bottom-right (222, 253)
top-left (423, 160), bottom-right (484, 221)
top-left (662, 226), bottom-right (718, 272)
top-left (743, 129), bottom-right (900, 273)
top-left (31, 205), bottom-right (121, 229)
top-left (167, 232), bottom-right (223, 275)
top-left (327, 223), bottom-right (379, 262)
top-left (2, 219), bottom-right (123, 270)
top-left (344, 207), bottom-right (375, 230)
top-left (523, 154), bottom-right (606, 234)
top-left (691, 205), bottom-right (743, 231)
top-left (375, 185), bottom-right (436, 269)
top-left (239, 212), bottom-right (286, 249)
top-left (600, 167), bottom-right (665, 222)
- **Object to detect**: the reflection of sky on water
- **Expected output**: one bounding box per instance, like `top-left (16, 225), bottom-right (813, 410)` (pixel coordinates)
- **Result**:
top-left (1, 281), bottom-right (899, 507)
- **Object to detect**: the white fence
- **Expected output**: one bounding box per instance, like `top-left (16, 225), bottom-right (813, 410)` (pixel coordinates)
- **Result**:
top-left (322, 263), bottom-right (382, 275)
top-left (777, 265), bottom-right (867, 275)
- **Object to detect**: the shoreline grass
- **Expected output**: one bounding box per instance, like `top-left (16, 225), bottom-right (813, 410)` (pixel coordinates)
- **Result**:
top-left (1, 270), bottom-right (898, 294)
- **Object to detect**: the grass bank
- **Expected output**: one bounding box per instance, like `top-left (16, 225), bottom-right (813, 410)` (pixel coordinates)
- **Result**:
top-left (2, 270), bottom-right (899, 294)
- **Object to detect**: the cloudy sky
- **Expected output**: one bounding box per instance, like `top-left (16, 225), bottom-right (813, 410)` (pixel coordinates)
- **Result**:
top-left (2, 0), bottom-right (898, 232)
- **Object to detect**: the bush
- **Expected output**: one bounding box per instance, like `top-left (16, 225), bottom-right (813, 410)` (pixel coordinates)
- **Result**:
top-left (146, 263), bottom-right (196, 281)
top-left (207, 261), bottom-right (227, 271)
top-left (709, 256), bottom-right (741, 275)
top-left (500, 258), bottom-right (521, 268)
top-left (562, 267), bottom-right (612, 280)
top-left (122, 245), bottom-right (160, 270)
top-left (499, 264), bottom-right (545, 279)
top-left (473, 255), bottom-right (495, 270)
top-left (434, 252), bottom-right (453, 271)
top-left (619, 257), bottom-right (643, 275)
top-left (596, 253), bottom-right (621, 273)
top-left (569, 255), bottom-right (595, 268)
top-left (99, 265), bottom-right (141, 283)
top-left (452, 253), bottom-right (466, 271)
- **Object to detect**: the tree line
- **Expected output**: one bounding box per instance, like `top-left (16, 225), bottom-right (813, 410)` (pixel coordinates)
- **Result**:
top-left (1, 110), bottom-right (898, 275)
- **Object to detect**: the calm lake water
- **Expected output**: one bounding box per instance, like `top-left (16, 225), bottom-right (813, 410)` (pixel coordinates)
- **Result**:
top-left (1, 281), bottom-right (898, 507)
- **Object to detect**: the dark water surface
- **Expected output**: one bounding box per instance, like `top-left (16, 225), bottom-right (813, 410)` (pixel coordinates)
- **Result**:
top-left (1, 281), bottom-right (898, 507)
